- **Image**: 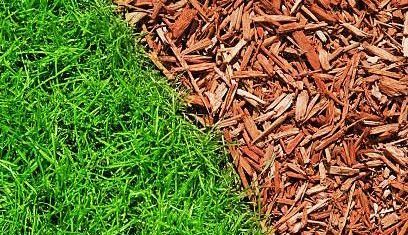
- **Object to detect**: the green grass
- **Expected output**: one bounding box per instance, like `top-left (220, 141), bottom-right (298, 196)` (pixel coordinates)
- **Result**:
top-left (0, 0), bottom-right (260, 234)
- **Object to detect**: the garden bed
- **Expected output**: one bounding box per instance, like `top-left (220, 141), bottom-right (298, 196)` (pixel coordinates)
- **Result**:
top-left (116, 0), bottom-right (408, 233)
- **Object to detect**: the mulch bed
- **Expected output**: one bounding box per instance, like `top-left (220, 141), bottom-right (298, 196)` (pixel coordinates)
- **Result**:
top-left (115, 0), bottom-right (408, 233)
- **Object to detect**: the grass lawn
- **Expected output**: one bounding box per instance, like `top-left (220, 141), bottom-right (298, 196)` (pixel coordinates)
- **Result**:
top-left (0, 0), bottom-right (260, 234)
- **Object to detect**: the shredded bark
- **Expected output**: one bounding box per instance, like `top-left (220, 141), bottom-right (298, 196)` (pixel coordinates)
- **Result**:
top-left (116, 0), bottom-right (408, 233)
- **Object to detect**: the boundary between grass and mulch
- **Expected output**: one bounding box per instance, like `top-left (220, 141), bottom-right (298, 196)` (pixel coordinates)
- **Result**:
top-left (0, 0), bottom-right (262, 234)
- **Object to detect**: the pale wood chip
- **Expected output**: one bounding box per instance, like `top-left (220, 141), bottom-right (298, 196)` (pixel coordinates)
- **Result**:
top-left (125, 11), bottom-right (148, 26)
top-left (290, 0), bottom-right (303, 15)
top-left (362, 42), bottom-right (402, 62)
top-left (182, 38), bottom-right (213, 55)
top-left (305, 185), bottom-right (327, 196)
top-left (295, 90), bottom-right (309, 122)
top-left (328, 166), bottom-right (359, 176)
top-left (379, 77), bottom-right (408, 97)
top-left (342, 23), bottom-right (369, 37)
top-left (370, 123), bottom-right (399, 135)
top-left (403, 12), bottom-right (408, 57)
top-left (225, 39), bottom-right (247, 63)
top-left (252, 15), bottom-right (298, 23)
top-left (381, 213), bottom-right (400, 229)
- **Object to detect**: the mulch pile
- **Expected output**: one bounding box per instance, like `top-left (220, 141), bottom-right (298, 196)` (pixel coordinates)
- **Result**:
top-left (115, 0), bottom-right (408, 233)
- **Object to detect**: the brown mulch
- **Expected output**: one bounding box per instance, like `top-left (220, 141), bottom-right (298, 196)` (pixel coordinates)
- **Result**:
top-left (115, 0), bottom-right (408, 233)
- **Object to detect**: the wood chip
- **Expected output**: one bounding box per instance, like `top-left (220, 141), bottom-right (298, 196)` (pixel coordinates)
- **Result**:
top-left (362, 42), bottom-right (402, 62)
top-left (381, 213), bottom-right (400, 229)
top-left (292, 31), bottom-right (321, 70)
top-left (295, 90), bottom-right (309, 122)
top-left (404, 12), bottom-right (408, 57)
top-left (170, 8), bottom-right (197, 39)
